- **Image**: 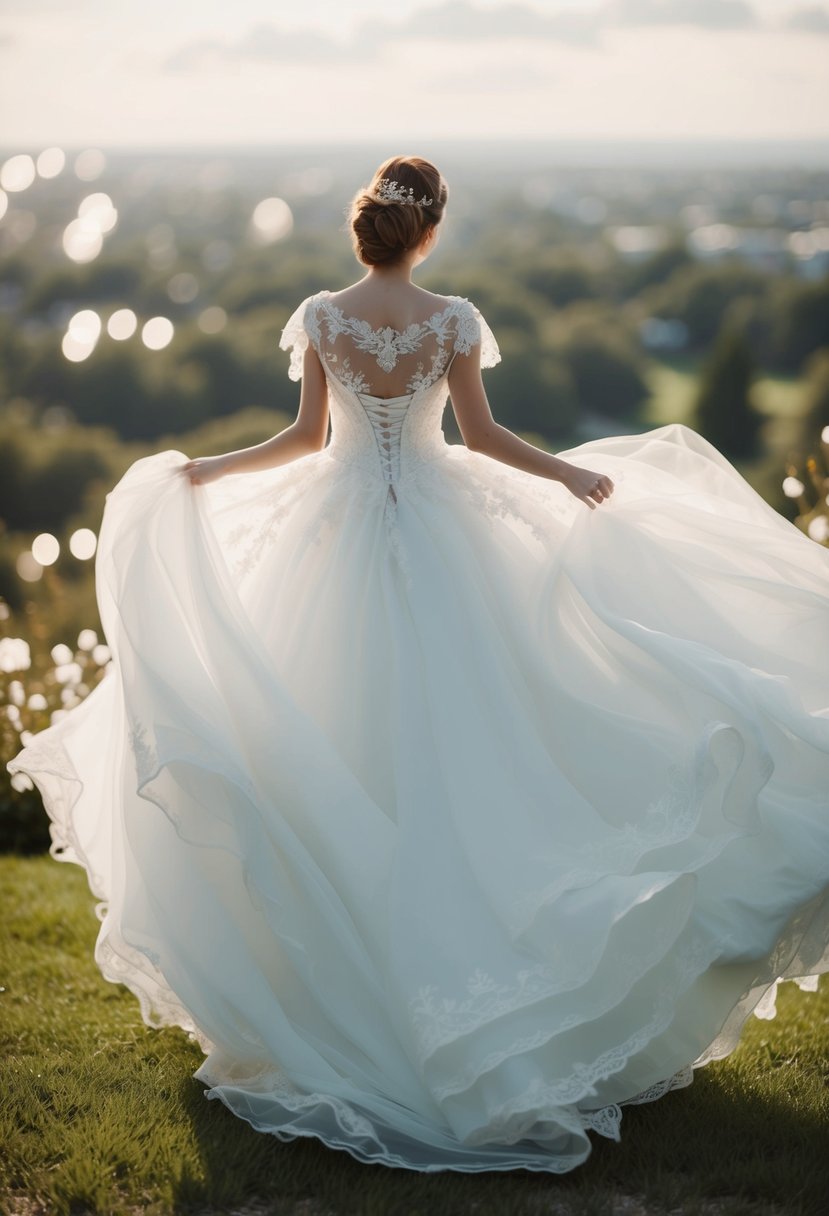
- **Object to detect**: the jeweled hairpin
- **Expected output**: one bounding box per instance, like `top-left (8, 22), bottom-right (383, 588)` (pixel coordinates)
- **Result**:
top-left (374, 178), bottom-right (434, 207)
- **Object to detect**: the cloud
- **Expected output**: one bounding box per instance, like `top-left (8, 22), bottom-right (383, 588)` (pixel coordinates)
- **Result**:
top-left (163, 2), bottom-right (600, 71)
top-left (358, 1), bottom-right (598, 48)
top-left (608, 0), bottom-right (757, 29)
top-left (162, 0), bottom-right (810, 75)
top-left (165, 23), bottom-right (353, 71)
top-left (785, 5), bottom-right (829, 33)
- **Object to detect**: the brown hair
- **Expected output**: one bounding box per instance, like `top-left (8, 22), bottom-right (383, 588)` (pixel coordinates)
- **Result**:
top-left (348, 155), bottom-right (448, 267)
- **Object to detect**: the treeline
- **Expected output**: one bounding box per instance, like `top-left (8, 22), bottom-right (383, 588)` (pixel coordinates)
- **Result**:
top-left (2, 192), bottom-right (828, 561)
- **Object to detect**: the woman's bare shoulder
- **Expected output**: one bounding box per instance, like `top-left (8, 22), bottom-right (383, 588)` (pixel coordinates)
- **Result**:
top-left (325, 284), bottom-right (455, 312)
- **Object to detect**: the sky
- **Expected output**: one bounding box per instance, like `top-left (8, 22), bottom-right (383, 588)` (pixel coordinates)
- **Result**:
top-left (1, 0), bottom-right (828, 148)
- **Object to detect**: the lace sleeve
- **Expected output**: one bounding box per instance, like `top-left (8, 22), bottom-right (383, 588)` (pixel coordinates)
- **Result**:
top-left (453, 299), bottom-right (501, 369)
top-left (278, 294), bottom-right (321, 381)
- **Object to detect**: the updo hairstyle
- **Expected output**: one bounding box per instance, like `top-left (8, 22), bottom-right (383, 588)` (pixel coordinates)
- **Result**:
top-left (348, 156), bottom-right (448, 267)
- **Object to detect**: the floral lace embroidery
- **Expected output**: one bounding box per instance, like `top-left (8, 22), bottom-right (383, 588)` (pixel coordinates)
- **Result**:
top-left (279, 292), bottom-right (501, 384)
top-left (323, 352), bottom-right (370, 394)
top-left (130, 721), bottom-right (157, 782)
top-left (406, 342), bottom-right (452, 393)
top-left (417, 930), bottom-right (721, 1106)
top-left (317, 296), bottom-right (465, 374)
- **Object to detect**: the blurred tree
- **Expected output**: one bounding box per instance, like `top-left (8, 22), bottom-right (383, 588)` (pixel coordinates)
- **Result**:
top-left (618, 239), bottom-right (693, 299)
top-left (25, 260), bottom-right (144, 313)
top-left (768, 277), bottom-right (829, 373)
top-left (546, 305), bottom-right (649, 422)
top-left (692, 321), bottom-right (764, 460)
top-left (799, 347), bottom-right (829, 449)
top-left (644, 262), bottom-right (767, 350)
top-left (0, 423), bottom-right (115, 531)
top-left (483, 341), bottom-right (579, 439)
top-left (522, 251), bottom-right (599, 308)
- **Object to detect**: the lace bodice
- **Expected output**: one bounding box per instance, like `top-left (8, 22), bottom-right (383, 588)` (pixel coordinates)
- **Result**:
top-left (281, 290), bottom-right (500, 398)
top-left (280, 291), bottom-right (497, 470)
top-left (278, 290), bottom-right (501, 586)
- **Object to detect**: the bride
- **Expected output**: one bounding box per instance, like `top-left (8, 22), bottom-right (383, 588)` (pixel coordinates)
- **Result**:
top-left (8, 154), bottom-right (829, 1175)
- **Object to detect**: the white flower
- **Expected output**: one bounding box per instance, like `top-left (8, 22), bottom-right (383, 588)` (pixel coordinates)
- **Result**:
top-left (27, 693), bottom-right (48, 711)
top-left (8, 680), bottom-right (25, 706)
top-left (0, 637), bottom-right (31, 673)
top-left (77, 628), bottom-right (98, 651)
top-left (807, 515), bottom-right (829, 543)
top-left (91, 644), bottom-right (111, 666)
top-left (19, 730), bottom-right (33, 746)
top-left (10, 772), bottom-right (34, 793)
top-left (50, 643), bottom-right (74, 665)
top-left (50, 709), bottom-right (68, 725)
top-left (782, 476), bottom-right (805, 498)
top-left (54, 662), bottom-right (83, 685)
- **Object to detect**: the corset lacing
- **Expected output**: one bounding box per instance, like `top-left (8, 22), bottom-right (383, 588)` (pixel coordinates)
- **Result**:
top-left (356, 391), bottom-right (413, 505)
top-left (355, 390), bottom-right (415, 587)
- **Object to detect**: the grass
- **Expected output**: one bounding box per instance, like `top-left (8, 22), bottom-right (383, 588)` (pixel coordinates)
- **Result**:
top-left (1, 855), bottom-right (827, 1216)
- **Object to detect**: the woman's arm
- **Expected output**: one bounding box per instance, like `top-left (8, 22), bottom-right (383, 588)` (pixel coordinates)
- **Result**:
top-left (447, 343), bottom-right (614, 510)
top-left (181, 343), bottom-right (329, 485)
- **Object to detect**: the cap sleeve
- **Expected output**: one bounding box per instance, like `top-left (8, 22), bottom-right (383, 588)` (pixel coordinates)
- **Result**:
top-left (452, 298), bottom-right (501, 369)
top-left (278, 293), bottom-right (322, 381)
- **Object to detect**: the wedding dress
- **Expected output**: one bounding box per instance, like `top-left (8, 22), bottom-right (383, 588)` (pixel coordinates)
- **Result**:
top-left (7, 290), bottom-right (829, 1174)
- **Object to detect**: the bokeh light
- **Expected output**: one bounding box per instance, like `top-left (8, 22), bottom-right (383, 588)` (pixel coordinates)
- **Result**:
top-left (62, 192), bottom-right (118, 265)
top-left (69, 528), bottom-right (97, 560)
top-left (167, 271), bottom-right (199, 303)
top-left (62, 217), bottom-right (103, 264)
top-left (251, 197), bottom-right (293, 243)
top-left (0, 190), bottom-right (8, 221)
top-left (51, 643), bottom-right (73, 665)
top-left (68, 309), bottom-right (102, 343)
top-left (62, 331), bottom-right (95, 362)
top-left (62, 308), bottom-right (101, 362)
top-left (77, 628), bottom-right (98, 651)
top-left (78, 192), bottom-right (118, 232)
top-left (782, 476), bottom-right (805, 498)
top-left (31, 533), bottom-right (60, 566)
top-left (141, 316), bottom-right (174, 350)
top-left (36, 147), bottom-right (65, 179)
top-left (107, 308), bottom-right (138, 340)
top-left (197, 306), bottom-right (227, 334)
top-left (16, 552), bottom-right (42, 583)
top-left (0, 154), bottom-right (36, 193)
top-left (74, 148), bottom-right (106, 181)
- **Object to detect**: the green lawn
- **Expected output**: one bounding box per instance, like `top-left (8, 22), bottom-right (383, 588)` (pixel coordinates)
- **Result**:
top-left (1, 854), bottom-right (828, 1216)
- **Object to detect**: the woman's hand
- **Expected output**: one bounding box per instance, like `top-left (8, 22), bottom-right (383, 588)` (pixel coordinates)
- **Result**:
top-left (559, 463), bottom-right (615, 510)
top-left (179, 455), bottom-right (232, 486)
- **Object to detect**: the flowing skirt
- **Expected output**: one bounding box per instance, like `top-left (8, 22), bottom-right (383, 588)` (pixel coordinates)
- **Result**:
top-left (8, 422), bottom-right (829, 1173)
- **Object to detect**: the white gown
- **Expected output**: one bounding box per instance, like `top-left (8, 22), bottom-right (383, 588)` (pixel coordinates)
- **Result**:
top-left (8, 290), bottom-right (829, 1174)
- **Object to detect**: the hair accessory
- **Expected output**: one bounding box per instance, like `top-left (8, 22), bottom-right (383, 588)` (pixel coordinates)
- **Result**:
top-left (374, 178), bottom-right (434, 207)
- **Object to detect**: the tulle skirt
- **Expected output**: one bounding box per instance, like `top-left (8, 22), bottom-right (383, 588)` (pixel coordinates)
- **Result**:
top-left (8, 421), bottom-right (829, 1173)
